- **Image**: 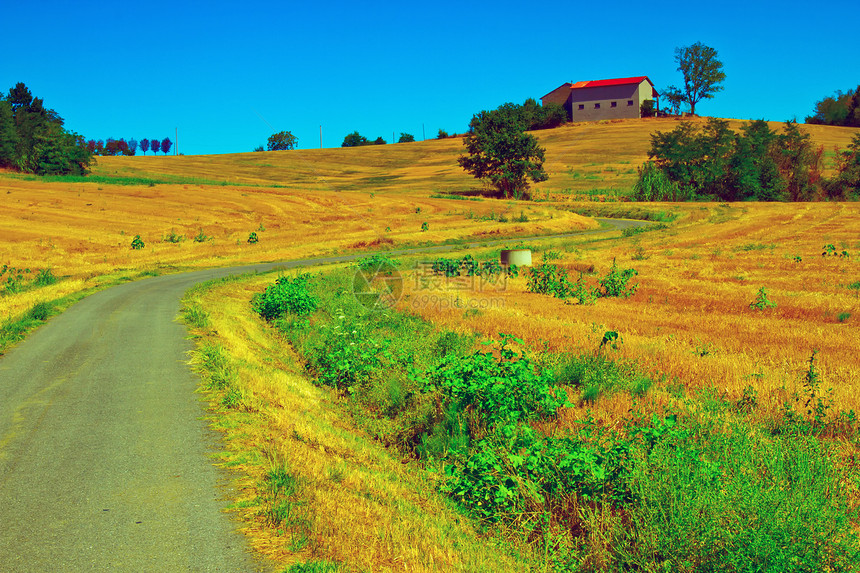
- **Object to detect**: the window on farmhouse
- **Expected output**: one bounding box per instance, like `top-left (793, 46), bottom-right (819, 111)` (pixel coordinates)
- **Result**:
top-left (611, 101), bottom-right (617, 108)
top-left (627, 100), bottom-right (634, 106)
top-left (594, 103), bottom-right (600, 109)
top-left (578, 104), bottom-right (585, 110)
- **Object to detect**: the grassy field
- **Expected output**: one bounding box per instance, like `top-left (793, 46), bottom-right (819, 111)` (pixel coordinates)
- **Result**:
top-left (2, 117), bottom-right (860, 570)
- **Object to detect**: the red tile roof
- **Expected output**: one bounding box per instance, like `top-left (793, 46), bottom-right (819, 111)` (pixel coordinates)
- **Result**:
top-left (571, 76), bottom-right (651, 89)
top-left (540, 76), bottom-right (658, 101)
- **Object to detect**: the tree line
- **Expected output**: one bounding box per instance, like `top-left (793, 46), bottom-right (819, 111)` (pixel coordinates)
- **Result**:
top-left (0, 82), bottom-right (92, 175)
top-left (634, 118), bottom-right (860, 201)
top-left (85, 137), bottom-right (173, 156)
top-left (806, 85), bottom-right (860, 127)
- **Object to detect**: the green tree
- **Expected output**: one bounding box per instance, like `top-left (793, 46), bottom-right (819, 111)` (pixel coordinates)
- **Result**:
top-left (648, 121), bottom-right (702, 190)
top-left (846, 86), bottom-right (860, 127)
top-left (0, 99), bottom-right (19, 168)
top-left (665, 42), bottom-right (726, 115)
top-left (1, 83), bottom-right (92, 175)
top-left (398, 132), bottom-right (415, 143)
top-left (775, 121), bottom-right (823, 201)
top-left (20, 124), bottom-right (91, 175)
top-left (640, 99), bottom-right (657, 118)
top-left (644, 119), bottom-right (824, 202)
top-left (729, 120), bottom-right (785, 201)
top-left (341, 131), bottom-right (369, 147)
top-left (267, 130), bottom-right (297, 150)
top-left (458, 103), bottom-right (548, 199)
top-left (661, 85), bottom-right (685, 116)
top-left (830, 133), bottom-right (860, 198)
top-left (805, 86), bottom-right (859, 126)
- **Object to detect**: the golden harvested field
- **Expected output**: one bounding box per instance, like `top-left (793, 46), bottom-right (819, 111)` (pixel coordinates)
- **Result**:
top-left (401, 201), bottom-right (860, 431)
top-left (1, 117), bottom-right (858, 414)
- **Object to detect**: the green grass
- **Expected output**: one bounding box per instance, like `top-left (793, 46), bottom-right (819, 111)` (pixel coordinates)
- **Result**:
top-left (429, 193), bottom-right (484, 201)
top-left (558, 204), bottom-right (680, 222)
top-left (0, 301), bottom-right (59, 351)
top-left (0, 171), bottom-right (287, 188)
top-left (283, 562), bottom-right (342, 573)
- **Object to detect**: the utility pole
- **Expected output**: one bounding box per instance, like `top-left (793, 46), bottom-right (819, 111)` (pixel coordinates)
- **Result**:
top-left (422, 123), bottom-right (425, 141)
top-left (392, 131), bottom-right (395, 144)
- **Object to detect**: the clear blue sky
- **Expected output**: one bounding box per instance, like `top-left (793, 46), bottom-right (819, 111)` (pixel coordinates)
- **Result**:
top-left (2, 0), bottom-right (855, 155)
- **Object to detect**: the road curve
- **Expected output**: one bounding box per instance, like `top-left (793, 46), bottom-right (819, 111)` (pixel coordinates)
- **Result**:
top-left (0, 217), bottom-right (643, 571)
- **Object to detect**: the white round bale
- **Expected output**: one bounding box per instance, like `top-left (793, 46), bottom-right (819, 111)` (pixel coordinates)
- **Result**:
top-left (500, 249), bottom-right (532, 267)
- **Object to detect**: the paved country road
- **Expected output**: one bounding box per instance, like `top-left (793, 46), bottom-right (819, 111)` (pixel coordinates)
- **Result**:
top-left (0, 218), bottom-right (645, 572)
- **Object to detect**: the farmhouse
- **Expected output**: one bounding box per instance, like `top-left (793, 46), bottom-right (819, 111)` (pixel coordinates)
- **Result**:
top-left (541, 76), bottom-right (658, 122)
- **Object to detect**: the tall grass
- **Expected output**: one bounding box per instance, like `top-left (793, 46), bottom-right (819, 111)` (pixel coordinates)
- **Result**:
top-left (0, 301), bottom-right (59, 354)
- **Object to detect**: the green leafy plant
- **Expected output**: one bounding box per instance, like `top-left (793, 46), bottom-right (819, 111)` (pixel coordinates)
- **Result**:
top-left (599, 331), bottom-right (621, 351)
top-left (193, 229), bottom-right (211, 243)
top-left (430, 254), bottom-right (517, 280)
top-left (356, 254), bottom-right (400, 273)
top-left (162, 229), bottom-right (184, 243)
top-left (631, 246), bottom-right (649, 261)
top-left (251, 274), bottom-right (318, 321)
top-left (1, 265), bottom-right (29, 294)
top-left (130, 235), bottom-right (145, 250)
top-left (247, 231), bottom-right (259, 244)
top-left (423, 334), bottom-right (569, 429)
top-left (33, 268), bottom-right (57, 287)
top-left (420, 221), bottom-right (429, 232)
top-left (632, 160), bottom-right (684, 201)
top-left (310, 313), bottom-right (391, 393)
top-left (526, 256), bottom-right (598, 305)
top-left (749, 286), bottom-right (777, 310)
top-left (596, 258), bottom-right (639, 298)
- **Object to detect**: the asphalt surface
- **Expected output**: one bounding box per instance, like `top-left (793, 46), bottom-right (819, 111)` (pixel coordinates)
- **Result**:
top-left (0, 217), bottom-right (643, 571)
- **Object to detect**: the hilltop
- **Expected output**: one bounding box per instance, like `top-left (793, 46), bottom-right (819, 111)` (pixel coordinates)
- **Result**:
top-left (93, 117), bottom-right (859, 197)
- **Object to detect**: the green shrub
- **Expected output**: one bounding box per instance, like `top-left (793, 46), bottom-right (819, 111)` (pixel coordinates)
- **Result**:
top-left (26, 301), bottom-right (55, 321)
top-left (247, 231), bottom-right (259, 244)
top-left (430, 254), bottom-right (517, 280)
top-left (251, 274), bottom-right (318, 321)
top-left (162, 229), bottom-right (184, 243)
top-left (33, 268), bottom-right (57, 287)
top-left (1, 265), bottom-right (28, 294)
top-left (596, 258), bottom-right (639, 298)
top-left (749, 286), bottom-right (777, 310)
top-left (130, 235), bottom-right (145, 250)
top-left (355, 253), bottom-right (400, 275)
top-left (423, 335), bottom-right (569, 429)
top-left (309, 314), bottom-right (390, 393)
top-left (193, 229), bottom-right (211, 243)
top-left (632, 161), bottom-right (685, 201)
